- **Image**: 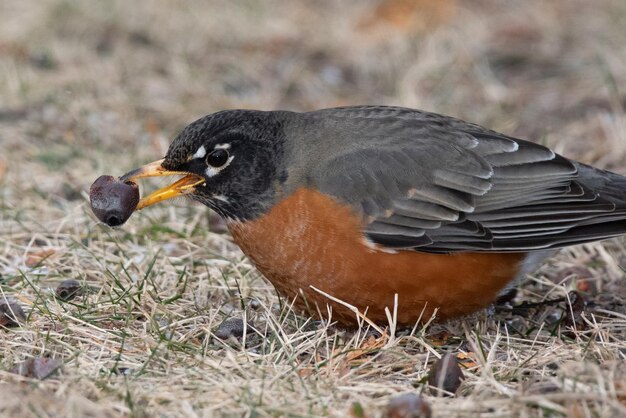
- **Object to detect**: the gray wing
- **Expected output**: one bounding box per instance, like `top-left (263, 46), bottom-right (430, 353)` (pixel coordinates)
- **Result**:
top-left (305, 106), bottom-right (626, 252)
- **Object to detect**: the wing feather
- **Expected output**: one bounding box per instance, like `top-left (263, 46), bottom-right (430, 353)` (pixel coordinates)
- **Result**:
top-left (303, 106), bottom-right (626, 252)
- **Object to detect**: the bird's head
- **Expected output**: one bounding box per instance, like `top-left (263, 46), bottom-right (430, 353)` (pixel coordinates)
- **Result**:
top-left (120, 110), bottom-right (288, 221)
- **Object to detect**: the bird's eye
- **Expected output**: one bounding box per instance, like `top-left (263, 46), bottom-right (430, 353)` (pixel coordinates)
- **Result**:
top-left (206, 149), bottom-right (229, 168)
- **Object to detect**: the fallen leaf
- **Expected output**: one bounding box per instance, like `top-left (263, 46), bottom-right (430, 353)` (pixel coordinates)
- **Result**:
top-left (25, 249), bottom-right (56, 267)
top-left (428, 330), bottom-right (450, 347)
top-left (456, 352), bottom-right (479, 370)
top-left (345, 334), bottom-right (387, 363)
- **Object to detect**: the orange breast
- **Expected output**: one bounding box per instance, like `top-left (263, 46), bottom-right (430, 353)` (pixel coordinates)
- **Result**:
top-left (228, 188), bottom-right (524, 326)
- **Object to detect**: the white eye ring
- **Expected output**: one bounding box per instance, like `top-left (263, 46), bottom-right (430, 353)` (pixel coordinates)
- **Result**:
top-left (205, 154), bottom-right (234, 177)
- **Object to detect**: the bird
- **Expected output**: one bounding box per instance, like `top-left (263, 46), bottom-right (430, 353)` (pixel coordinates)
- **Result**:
top-left (114, 106), bottom-right (626, 326)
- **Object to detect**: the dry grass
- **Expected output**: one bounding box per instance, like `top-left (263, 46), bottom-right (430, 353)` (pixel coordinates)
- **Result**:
top-left (1, 0), bottom-right (626, 416)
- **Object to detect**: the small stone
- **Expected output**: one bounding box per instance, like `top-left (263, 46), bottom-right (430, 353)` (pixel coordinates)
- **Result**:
top-left (55, 279), bottom-right (82, 301)
top-left (111, 366), bottom-right (133, 376)
top-left (90, 175), bottom-right (139, 226)
top-left (546, 362), bottom-right (559, 370)
top-left (214, 318), bottom-right (252, 340)
top-left (0, 300), bottom-right (26, 327)
top-left (10, 357), bottom-right (60, 379)
top-left (384, 393), bottom-right (432, 418)
top-left (428, 353), bottom-right (464, 396)
top-left (249, 299), bottom-right (262, 310)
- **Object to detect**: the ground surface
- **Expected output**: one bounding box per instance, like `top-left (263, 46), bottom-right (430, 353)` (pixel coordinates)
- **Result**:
top-left (1, 1), bottom-right (626, 417)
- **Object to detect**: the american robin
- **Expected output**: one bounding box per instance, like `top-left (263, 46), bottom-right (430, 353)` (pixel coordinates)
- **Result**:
top-left (112, 106), bottom-right (626, 326)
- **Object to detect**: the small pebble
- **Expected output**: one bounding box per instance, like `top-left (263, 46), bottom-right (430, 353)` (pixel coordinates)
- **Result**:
top-left (214, 318), bottom-right (252, 340)
top-left (89, 175), bottom-right (139, 226)
top-left (0, 300), bottom-right (26, 327)
top-left (111, 366), bottom-right (133, 376)
top-left (249, 299), bottom-right (262, 310)
top-left (384, 393), bottom-right (432, 418)
top-left (10, 357), bottom-right (60, 379)
top-left (427, 353), bottom-right (464, 396)
top-left (55, 279), bottom-right (82, 301)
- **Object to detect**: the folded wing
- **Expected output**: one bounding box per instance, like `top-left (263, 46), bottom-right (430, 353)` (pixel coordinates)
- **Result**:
top-left (307, 106), bottom-right (626, 252)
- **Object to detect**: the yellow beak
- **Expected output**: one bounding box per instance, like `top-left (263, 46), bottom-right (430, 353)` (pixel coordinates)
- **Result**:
top-left (119, 159), bottom-right (205, 210)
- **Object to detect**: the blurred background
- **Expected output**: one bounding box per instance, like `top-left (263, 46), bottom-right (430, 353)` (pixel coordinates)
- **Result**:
top-left (1, 0), bottom-right (625, 192)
